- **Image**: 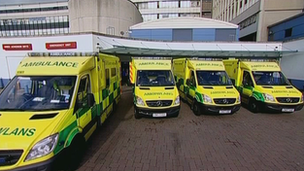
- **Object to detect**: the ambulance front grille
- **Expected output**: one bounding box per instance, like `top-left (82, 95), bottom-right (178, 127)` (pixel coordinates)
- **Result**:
top-left (146, 100), bottom-right (173, 107)
top-left (276, 97), bottom-right (299, 103)
top-left (214, 98), bottom-right (236, 104)
top-left (0, 150), bottom-right (23, 166)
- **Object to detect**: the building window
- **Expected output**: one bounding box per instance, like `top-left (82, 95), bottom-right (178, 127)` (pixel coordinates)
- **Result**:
top-left (159, 1), bottom-right (178, 8)
top-left (0, 15), bottom-right (69, 37)
top-left (285, 28), bottom-right (292, 37)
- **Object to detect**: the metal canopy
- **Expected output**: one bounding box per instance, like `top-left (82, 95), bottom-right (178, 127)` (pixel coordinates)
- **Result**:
top-left (100, 45), bottom-right (297, 58)
top-left (96, 35), bottom-right (297, 58)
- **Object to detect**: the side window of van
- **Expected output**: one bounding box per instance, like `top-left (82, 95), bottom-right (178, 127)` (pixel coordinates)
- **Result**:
top-left (243, 71), bottom-right (253, 87)
top-left (77, 75), bottom-right (91, 108)
top-left (111, 68), bottom-right (117, 77)
top-left (106, 69), bottom-right (110, 88)
top-left (190, 71), bottom-right (196, 87)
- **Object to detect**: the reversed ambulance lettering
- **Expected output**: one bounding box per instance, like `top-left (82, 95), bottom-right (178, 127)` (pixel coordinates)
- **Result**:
top-left (210, 91), bottom-right (236, 94)
top-left (138, 62), bottom-right (169, 66)
top-left (0, 127), bottom-right (36, 136)
top-left (251, 64), bottom-right (278, 68)
top-left (196, 63), bottom-right (223, 67)
top-left (144, 92), bottom-right (174, 96)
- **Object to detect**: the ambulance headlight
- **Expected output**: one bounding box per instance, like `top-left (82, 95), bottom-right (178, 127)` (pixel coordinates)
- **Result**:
top-left (263, 93), bottom-right (275, 102)
top-left (136, 96), bottom-right (145, 106)
top-left (301, 94), bottom-right (304, 102)
top-left (203, 94), bottom-right (212, 104)
top-left (174, 96), bottom-right (180, 105)
top-left (237, 96), bottom-right (241, 103)
top-left (25, 134), bottom-right (59, 161)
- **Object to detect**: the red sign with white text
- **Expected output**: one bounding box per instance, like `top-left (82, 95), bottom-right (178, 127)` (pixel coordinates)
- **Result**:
top-left (46, 42), bottom-right (77, 50)
top-left (2, 44), bottom-right (32, 51)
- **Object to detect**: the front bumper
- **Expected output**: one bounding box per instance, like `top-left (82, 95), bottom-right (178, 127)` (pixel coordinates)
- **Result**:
top-left (3, 157), bottom-right (56, 171)
top-left (260, 102), bottom-right (304, 112)
top-left (199, 103), bottom-right (241, 114)
top-left (135, 105), bottom-right (180, 117)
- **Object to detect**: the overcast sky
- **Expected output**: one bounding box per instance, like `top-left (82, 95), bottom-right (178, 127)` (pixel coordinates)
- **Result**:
top-left (0, 0), bottom-right (68, 6)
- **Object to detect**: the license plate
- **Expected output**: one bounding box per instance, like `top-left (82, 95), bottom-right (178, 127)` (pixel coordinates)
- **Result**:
top-left (282, 108), bottom-right (294, 112)
top-left (152, 113), bottom-right (167, 117)
top-left (219, 110), bottom-right (231, 114)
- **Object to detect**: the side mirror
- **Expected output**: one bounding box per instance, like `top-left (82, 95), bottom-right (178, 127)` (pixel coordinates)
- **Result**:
top-left (87, 93), bottom-right (95, 107)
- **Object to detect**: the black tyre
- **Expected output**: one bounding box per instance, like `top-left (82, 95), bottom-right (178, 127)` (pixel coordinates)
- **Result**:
top-left (249, 98), bottom-right (259, 113)
top-left (112, 101), bottom-right (117, 113)
top-left (134, 107), bottom-right (141, 119)
top-left (63, 135), bottom-right (86, 171)
top-left (172, 111), bottom-right (179, 118)
top-left (192, 101), bottom-right (201, 116)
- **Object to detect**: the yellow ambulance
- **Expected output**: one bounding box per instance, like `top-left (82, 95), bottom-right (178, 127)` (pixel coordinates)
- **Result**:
top-left (129, 57), bottom-right (180, 119)
top-left (223, 59), bottom-right (304, 113)
top-left (0, 52), bottom-right (121, 170)
top-left (173, 58), bottom-right (241, 115)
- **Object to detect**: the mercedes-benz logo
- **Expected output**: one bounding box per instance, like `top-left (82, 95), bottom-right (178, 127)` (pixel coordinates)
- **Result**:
top-left (156, 101), bottom-right (162, 107)
top-left (286, 98), bottom-right (291, 103)
top-left (223, 99), bottom-right (228, 104)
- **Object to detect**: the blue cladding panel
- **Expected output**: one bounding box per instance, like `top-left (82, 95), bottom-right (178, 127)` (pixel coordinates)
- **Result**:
top-left (130, 29), bottom-right (151, 39)
top-left (215, 29), bottom-right (237, 41)
top-left (193, 29), bottom-right (215, 41)
top-left (290, 79), bottom-right (304, 92)
top-left (269, 14), bottom-right (304, 41)
top-left (130, 29), bottom-right (172, 41)
top-left (151, 29), bottom-right (172, 41)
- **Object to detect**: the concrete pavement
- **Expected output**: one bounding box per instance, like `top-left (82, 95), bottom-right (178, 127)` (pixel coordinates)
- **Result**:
top-left (76, 88), bottom-right (304, 171)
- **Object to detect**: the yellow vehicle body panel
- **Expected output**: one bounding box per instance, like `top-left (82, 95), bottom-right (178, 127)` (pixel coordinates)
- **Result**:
top-left (0, 53), bottom-right (121, 170)
top-left (240, 61), bottom-right (281, 72)
top-left (131, 58), bottom-right (180, 118)
top-left (223, 59), bottom-right (304, 112)
top-left (16, 57), bottom-right (94, 76)
top-left (133, 59), bottom-right (172, 70)
top-left (173, 58), bottom-right (241, 114)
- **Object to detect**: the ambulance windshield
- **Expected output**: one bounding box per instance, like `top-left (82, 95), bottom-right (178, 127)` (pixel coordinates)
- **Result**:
top-left (253, 71), bottom-right (290, 85)
top-left (196, 71), bottom-right (233, 86)
top-left (0, 76), bottom-right (76, 111)
top-left (136, 70), bottom-right (175, 86)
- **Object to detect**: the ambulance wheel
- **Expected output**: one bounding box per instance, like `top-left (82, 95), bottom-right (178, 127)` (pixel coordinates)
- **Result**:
top-left (192, 101), bottom-right (201, 116)
top-left (112, 101), bottom-right (117, 113)
top-left (181, 96), bottom-right (186, 103)
top-left (67, 135), bottom-right (86, 170)
top-left (249, 98), bottom-right (259, 113)
top-left (134, 107), bottom-right (141, 119)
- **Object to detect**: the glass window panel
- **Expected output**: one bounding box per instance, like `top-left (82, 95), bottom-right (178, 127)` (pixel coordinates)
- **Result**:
top-left (159, 1), bottom-right (178, 8)
top-left (147, 2), bottom-right (157, 9)
top-left (54, 16), bottom-right (59, 22)
top-left (63, 16), bottom-right (68, 22)
top-left (181, 1), bottom-right (191, 8)
top-left (58, 16), bottom-right (63, 22)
